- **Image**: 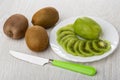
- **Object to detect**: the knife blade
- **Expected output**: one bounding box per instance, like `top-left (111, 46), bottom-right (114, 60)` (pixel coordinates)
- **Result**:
top-left (9, 50), bottom-right (96, 76)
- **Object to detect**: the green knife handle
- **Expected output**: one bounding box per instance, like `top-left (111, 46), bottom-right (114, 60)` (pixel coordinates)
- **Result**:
top-left (51, 60), bottom-right (96, 76)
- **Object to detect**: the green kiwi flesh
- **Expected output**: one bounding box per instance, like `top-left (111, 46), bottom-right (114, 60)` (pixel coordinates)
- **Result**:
top-left (56, 22), bottom-right (111, 57)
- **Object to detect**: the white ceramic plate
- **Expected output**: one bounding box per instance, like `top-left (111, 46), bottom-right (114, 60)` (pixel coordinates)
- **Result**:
top-left (50, 16), bottom-right (119, 62)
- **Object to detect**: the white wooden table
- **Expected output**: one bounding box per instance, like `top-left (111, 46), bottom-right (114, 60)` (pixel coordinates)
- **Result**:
top-left (0, 0), bottom-right (120, 80)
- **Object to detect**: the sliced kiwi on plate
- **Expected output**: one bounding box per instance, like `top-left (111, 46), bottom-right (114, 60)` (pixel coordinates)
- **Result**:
top-left (57, 24), bottom-right (74, 35)
top-left (58, 35), bottom-right (76, 45)
top-left (66, 38), bottom-right (78, 56)
top-left (85, 40), bottom-right (104, 55)
top-left (78, 41), bottom-right (94, 57)
top-left (57, 30), bottom-right (75, 40)
top-left (61, 37), bottom-right (75, 50)
top-left (92, 40), bottom-right (111, 53)
top-left (73, 40), bottom-right (85, 57)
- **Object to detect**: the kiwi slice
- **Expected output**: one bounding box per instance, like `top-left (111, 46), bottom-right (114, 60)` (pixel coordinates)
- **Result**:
top-left (97, 40), bottom-right (111, 52)
top-left (57, 24), bottom-right (74, 35)
top-left (66, 38), bottom-right (78, 56)
top-left (92, 40), bottom-right (111, 53)
top-left (57, 30), bottom-right (75, 41)
top-left (85, 40), bottom-right (104, 55)
top-left (61, 37), bottom-right (75, 50)
top-left (78, 41), bottom-right (94, 57)
top-left (92, 40), bottom-right (101, 52)
top-left (58, 35), bottom-right (76, 45)
top-left (73, 40), bottom-right (85, 57)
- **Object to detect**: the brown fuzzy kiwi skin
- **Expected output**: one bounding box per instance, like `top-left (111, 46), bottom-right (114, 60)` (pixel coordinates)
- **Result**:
top-left (25, 26), bottom-right (49, 52)
top-left (32, 7), bottom-right (59, 29)
top-left (3, 14), bottom-right (28, 39)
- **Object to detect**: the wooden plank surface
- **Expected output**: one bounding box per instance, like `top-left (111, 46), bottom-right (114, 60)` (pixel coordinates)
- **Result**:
top-left (0, 0), bottom-right (120, 80)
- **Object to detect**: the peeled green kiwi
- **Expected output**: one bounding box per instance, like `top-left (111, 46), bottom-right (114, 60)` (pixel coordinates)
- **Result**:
top-left (25, 26), bottom-right (49, 52)
top-left (32, 7), bottom-right (59, 29)
top-left (73, 17), bottom-right (102, 40)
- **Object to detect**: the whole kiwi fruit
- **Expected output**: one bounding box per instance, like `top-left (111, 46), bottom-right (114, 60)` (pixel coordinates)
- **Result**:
top-left (32, 7), bottom-right (59, 29)
top-left (3, 14), bottom-right (28, 39)
top-left (25, 25), bottom-right (49, 52)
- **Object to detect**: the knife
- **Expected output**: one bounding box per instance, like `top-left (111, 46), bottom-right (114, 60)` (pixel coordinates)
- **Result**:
top-left (9, 50), bottom-right (96, 76)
